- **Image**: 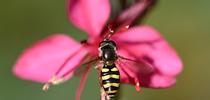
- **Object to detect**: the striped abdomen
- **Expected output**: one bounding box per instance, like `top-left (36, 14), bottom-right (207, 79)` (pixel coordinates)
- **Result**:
top-left (101, 63), bottom-right (120, 99)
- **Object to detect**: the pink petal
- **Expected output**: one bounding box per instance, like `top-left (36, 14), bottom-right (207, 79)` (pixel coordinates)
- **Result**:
top-left (149, 74), bottom-right (176, 88)
top-left (114, 25), bottom-right (183, 88)
top-left (116, 25), bottom-right (183, 76)
top-left (68, 0), bottom-right (110, 37)
top-left (114, 25), bottom-right (160, 42)
top-left (117, 49), bottom-right (177, 88)
top-left (13, 34), bottom-right (88, 83)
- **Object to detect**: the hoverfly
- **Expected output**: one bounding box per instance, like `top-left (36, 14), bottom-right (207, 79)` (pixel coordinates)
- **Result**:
top-left (99, 38), bottom-right (120, 99)
top-left (80, 25), bottom-right (151, 100)
top-left (40, 0), bottom-right (157, 99)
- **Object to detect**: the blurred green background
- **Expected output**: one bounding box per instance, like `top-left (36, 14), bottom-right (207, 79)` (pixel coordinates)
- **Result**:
top-left (1, 0), bottom-right (210, 100)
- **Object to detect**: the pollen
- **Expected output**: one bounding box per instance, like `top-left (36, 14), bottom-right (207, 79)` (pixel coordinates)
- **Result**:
top-left (42, 76), bottom-right (65, 91)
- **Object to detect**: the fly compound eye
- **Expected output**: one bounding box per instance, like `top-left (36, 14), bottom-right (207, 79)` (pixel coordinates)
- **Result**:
top-left (99, 41), bottom-right (107, 47)
top-left (99, 39), bottom-right (117, 50)
top-left (109, 40), bottom-right (116, 47)
top-left (99, 39), bottom-right (110, 47)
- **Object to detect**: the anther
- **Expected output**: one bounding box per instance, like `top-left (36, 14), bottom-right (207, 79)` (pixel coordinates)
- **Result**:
top-left (135, 82), bottom-right (141, 92)
top-left (42, 83), bottom-right (50, 91)
top-left (108, 26), bottom-right (114, 33)
top-left (110, 30), bottom-right (114, 33)
top-left (125, 25), bottom-right (130, 29)
top-left (42, 76), bottom-right (65, 91)
top-left (50, 76), bottom-right (65, 85)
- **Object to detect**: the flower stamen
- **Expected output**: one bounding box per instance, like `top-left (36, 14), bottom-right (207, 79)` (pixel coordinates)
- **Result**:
top-left (76, 64), bottom-right (91, 100)
top-left (42, 76), bottom-right (65, 91)
top-left (135, 81), bottom-right (141, 92)
top-left (42, 83), bottom-right (50, 91)
top-left (55, 47), bottom-right (85, 76)
top-left (125, 25), bottom-right (130, 29)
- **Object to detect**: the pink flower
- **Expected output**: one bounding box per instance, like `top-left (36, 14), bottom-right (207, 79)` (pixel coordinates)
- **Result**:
top-left (13, 0), bottom-right (182, 100)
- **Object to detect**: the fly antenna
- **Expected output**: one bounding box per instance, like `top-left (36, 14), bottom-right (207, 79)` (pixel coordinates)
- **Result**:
top-left (104, 25), bottom-right (115, 39)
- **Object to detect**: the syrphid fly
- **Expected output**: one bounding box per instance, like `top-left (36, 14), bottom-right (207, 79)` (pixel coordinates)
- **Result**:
top-left (79, 25), bottom-right (153, 100)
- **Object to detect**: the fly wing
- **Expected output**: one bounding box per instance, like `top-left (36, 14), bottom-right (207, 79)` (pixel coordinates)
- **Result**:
top-left (73, 57), bottom-right (101, 76)
top-left (117, 55), bottom-right (154, 75)
top-left (115, 55), bottom-right (155, 86)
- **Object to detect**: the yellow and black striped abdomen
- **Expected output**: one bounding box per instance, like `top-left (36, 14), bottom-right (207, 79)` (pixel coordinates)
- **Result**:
top-left (101, 64), bottom-right (120, 98)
